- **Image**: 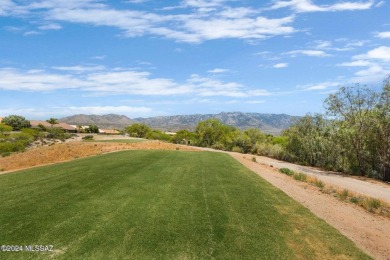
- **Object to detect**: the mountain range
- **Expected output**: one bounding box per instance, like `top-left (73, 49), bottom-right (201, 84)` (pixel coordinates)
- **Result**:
top-left (60, 112), bottom-right (299, 135)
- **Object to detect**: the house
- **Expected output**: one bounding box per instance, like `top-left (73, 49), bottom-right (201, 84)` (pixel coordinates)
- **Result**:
top-left (30, 120), bottom-right (77, 133)
top-left (99, 129), bottom-right (121, 135)
top-left (0, 117), bottom-right (3, 123)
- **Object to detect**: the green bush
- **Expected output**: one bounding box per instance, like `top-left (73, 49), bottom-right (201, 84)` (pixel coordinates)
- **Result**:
top-left (252, 157), bottom-right (257, 162)
top-left (82, 135), bottom-right (94, 141)
top-left (47, 128), bottom-right (68, 141)
top-left (211, 142), bottom-right (225, 150)
top-left (279, 168), bottom-right (294, 176)
top-left (231, 146), bottom-right (243, 153)
top-left (293, 172), bottom-right (307, 182)
top-left (314, 179), bottom-right (325, 189)
top-left (350, 197), bottom-right (361, 204)
top-left (0, 141), bottom-right (25, 153)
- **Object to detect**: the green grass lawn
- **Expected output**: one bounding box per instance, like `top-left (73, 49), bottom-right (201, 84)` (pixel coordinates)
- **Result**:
top-left (93, 138), bottom-right (146, 143)
top-left (0, 151), bottom-right (370, 259)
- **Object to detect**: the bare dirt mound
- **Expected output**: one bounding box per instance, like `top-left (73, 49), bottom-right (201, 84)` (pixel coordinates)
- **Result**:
top-left (0, 141), bottom-right (199, 173)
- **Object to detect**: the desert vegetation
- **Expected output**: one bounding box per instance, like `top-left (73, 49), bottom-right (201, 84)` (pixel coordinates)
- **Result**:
top-left (120, 78), bottom-right (390, 181)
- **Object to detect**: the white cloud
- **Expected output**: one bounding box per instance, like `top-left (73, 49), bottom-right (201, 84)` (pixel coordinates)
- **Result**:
top-left (375, 31), bottom-right (390, 39)
top-left (52, 65), bottom-right (106, 72)
top-left (208, 68), bottom-right (230, 73)
top-left (338, 46), bottom-right (390, 84)
top-left (286, 49), bottom-right (331, 57)
top-left (0, 66), bottom-right (274, 98)
top-left (353, 46), bottom-right (390, 61)
top-left (269, 0), bottom-right (375, 13)
top-left (38, 23), bottom-right (62, 30)
top-left (338, 60), bottom-right (373, 67)
top-left (2, 1), bottom-right (296, 43)
top-left (299, 81), bottom-right (340, 91)
top-left (273, 63), bottom-right (288, 68)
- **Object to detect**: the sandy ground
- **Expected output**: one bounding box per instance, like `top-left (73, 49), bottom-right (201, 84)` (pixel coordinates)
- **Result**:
top-left (1, 142), bottom-right (390, 259)
top-left (0, 140), bottom-right (199, 173)
top-left (230, 153), bottom-right (390, 260)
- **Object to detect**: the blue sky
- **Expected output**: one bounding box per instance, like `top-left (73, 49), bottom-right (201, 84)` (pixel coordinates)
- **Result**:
top-left (0, 0), bottom-right (389, 119)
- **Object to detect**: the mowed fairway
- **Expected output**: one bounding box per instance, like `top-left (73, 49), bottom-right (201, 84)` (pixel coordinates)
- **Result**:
top-left (0, 151), bottom-right (370, 259)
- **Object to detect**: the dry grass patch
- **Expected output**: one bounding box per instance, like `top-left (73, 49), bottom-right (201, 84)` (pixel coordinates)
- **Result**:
top-left (0, 141), bottom-right (199, 173)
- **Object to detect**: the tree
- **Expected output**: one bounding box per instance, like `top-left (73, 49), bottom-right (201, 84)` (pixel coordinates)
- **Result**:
top-left (87, 124), bottom-right (99, 133)
top-left (1, 115), bottom-right (31, 131)
top-left (325, 85), bottom-right (379, 176)
top-left (195, 119), bottom-right (234, 147)
top-left (46, 118), bottom-right (58, 128)
top-left (124, 123), bottom-right (151, 138)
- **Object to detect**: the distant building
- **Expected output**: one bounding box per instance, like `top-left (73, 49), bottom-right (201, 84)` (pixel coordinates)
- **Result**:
top-left (0, 117), bottom-right (3, 123)
top-left (30, 120), bottom-right (77, 133)
top-left (99, 129), bottom-right (121, 135)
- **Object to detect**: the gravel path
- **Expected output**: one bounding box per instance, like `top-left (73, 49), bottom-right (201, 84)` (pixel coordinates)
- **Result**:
top-left (230, 153), bottom-right (390, 260)
top-left (248, 155), bottom-right (390, 204)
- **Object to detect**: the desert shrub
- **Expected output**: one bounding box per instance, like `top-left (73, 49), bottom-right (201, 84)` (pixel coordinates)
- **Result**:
top-left (350, 197), bottom-right (361, 204)
top-left (252, 157), bottom-right (257, 162)
top-left (0, 141), bottom-right (25, 153)
top-left (338, 189), bottom-right (349, 200)
top-left (293, 172), bottom-right (307, 182)
top-left (211, 142), bottom-right (225, 150)
top-left (279, 168), bottom-right (294, 176)
top-left (21, 128), bottom-right (44, 139)
top-left (253, 143), bottom-right (285, 160)
top-left (146, 130), bottom-right (172, 142)
top-left (361, 198), bottom-right (382, 212)
top-left (82, 135), bottom-right (94, 141)
top-left (231, 146), bottom-right (243, 153)
top-left (314, 179), bottom-right (325, 189)
top-left (1, 152), bottom-right (11, 157)
top-left (47, 128), bottom-right (68, 141)
top-left (10, 132), bottom-right (34, 146)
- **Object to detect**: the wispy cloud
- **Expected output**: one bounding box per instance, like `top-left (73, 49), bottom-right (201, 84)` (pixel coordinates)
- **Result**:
top-left (273, 63), bottom-right (288, 68)
top-left (375, 31), bottom-right (390, 39)
top-left (38, 23), bottom-right (62, 30)
top-left (298, 81), bottom-right (340, 91)
top-left (208, 68), bottom-right (230, 73)
top-left (2, 0), bottom-right (296, 43)
top-left (337, 46), bottom-right (390, 83)
top-left (268, 0), bottom-right (375, 13)
top-left (0, 66), bottom-right (274, 98)
top-left (285, 49), bottom-right (331, 57)
top-left (353, 46), bottom-right (390, 61)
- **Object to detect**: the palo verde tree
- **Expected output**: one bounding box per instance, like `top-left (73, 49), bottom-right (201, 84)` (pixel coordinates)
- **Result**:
top-left (124, 123), bottom-right (151, 138)
top-left (1, 115), bottom-right (31, 131)
top-left (195, 119), bottom-right (234, 148)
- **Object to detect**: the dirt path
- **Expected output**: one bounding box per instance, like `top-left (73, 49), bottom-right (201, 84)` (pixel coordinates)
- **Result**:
top-left (229, 152), bottom-right (390, 260)
top-left (246, 155), bottom-right (390, 204)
